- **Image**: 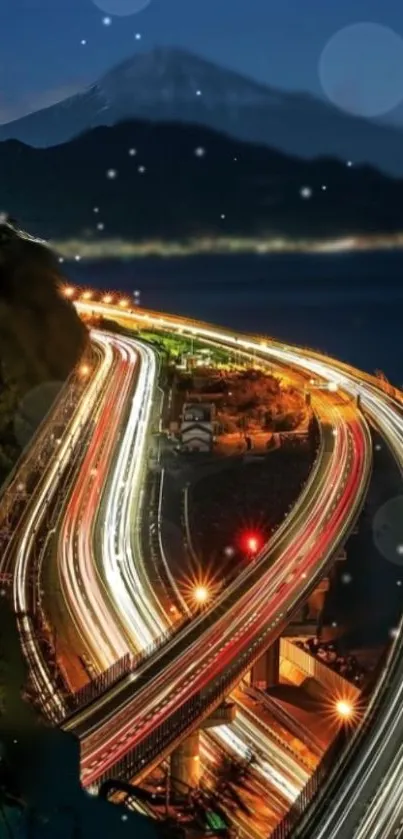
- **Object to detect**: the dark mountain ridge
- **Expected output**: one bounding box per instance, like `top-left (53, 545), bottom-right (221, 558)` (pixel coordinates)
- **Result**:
top-left (1, 117), bottom-right (402, 243)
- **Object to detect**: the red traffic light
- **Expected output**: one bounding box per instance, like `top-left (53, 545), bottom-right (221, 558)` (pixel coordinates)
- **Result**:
top-left (247, 536), bottom-right (259, 553)
top-left (242, 532), bottom-right (262, 555)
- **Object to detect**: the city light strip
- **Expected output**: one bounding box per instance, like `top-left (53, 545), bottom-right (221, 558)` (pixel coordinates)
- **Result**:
top-left (56, 333), bottom-right (175, 684)
top-left (234, 706), bottom-right (312, 788)
top-left (53, 332), bottom-right (176, 697)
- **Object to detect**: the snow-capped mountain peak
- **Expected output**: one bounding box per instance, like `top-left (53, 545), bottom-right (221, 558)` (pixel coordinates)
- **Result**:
top-left (1, 47), bottom-right (403, 175)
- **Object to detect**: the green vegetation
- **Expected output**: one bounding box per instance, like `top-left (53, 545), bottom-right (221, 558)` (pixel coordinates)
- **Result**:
top-left (138, 329), bottom-right (229, 365)
top-left (139, 330), bottom-right (192, 357)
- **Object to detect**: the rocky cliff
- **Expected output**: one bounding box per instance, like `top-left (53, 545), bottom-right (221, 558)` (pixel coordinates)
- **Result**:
top-left (0, 221), bottom-right (88, 479)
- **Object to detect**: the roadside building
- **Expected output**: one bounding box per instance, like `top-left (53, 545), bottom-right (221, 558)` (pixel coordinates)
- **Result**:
top-left (180, 402), bottom-right (215, 452)
top-left (177, 349), bottom-right (214, 370)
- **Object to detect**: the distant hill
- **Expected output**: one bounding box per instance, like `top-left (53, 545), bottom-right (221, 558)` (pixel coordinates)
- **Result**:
top-left (1, 47), bottom-right (403, 175)
top-left (2, 118), bottom-right (403, 242)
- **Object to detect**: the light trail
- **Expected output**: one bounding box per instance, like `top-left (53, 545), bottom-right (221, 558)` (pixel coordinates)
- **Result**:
top-left (213, 722), bottom-right (304, 802)
top-left (57, 335), bottom-right (140, 671)
top-left (100, 340), bottom-right (166, 650)
top-left (11, 331), bottom-right (116, 718)
top-left (54, 334), bottom-right (164, 680)
top-left (200, 737), bottom-right (303, 839)
top-left (11, 328), bottom-right (165, 722)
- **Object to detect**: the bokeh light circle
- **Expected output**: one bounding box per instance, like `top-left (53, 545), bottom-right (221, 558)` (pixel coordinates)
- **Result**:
top-left (91, 0), bottom-right (151, 16)
top-left (319, 23), bottom-right (403, 117)
top-left (373, 497), bottom-right (403, 566)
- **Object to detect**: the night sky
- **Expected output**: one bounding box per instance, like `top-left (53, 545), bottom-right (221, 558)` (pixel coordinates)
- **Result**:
top-left (2, 0), bottom-right (403, 124)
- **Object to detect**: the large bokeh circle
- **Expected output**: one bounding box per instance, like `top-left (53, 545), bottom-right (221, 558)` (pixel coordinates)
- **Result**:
top-left (319, 22), bottom-right (403, 118)
top-left (91, 0), bottom-right (151, 16)
top-left (373, 496), bottom-right (403, 566)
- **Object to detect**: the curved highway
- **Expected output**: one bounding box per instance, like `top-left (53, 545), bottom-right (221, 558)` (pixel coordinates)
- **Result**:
top-left (65, 391), bottom-right (369, 787)
top-left (35, 318), bottom-right (324, 829)
top-left (88, 302), bottom-right (403, 839)
top-left (74, 296), bottom-right (403, 836)
top-left (4, 291), bottom-right (385, 833)
top-left (7, 291), bottom-right (368, 791)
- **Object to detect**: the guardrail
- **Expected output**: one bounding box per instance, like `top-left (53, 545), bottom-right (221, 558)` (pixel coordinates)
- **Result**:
top-left (67, 654), bottom-right (133, 710)
top-left (62, 615), bottom-right (197, 719)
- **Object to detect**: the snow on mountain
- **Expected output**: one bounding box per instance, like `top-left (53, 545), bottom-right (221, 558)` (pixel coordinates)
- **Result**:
top-left (2, 47), bottom-right (403, 175)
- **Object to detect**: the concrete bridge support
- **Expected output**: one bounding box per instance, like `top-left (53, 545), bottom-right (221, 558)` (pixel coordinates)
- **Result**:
top-left (170, 702), bottom-right (236, 791)
top-left (171, 731), bottom-right (200, 791)
top-left (306, 577), bottom-right (330, 621)
top-left (251, 638), bottom-right (280, 689)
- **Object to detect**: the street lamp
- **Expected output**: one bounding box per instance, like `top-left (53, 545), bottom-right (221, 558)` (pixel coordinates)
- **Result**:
top-left (335, 699), bottom-right (354, 720)
top-left (193, 585), bottom-right (209, 606)
top-left (63, 286), bottom-right (75, 298)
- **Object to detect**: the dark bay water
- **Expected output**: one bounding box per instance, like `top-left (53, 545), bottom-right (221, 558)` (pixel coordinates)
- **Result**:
top-left (69, 250), bottom-right (403, 384)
